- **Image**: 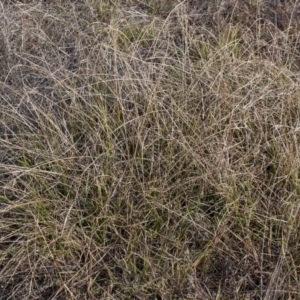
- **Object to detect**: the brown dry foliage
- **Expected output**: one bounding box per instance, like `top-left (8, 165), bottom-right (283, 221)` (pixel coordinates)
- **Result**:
top-left (1, 0), bottom-right (300, 299)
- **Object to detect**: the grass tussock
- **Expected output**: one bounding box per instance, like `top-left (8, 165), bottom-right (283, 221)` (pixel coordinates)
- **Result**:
top-left (1, 0), bottom-right (300, 299)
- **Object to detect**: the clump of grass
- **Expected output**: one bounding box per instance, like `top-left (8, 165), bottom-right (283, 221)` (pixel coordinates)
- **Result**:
top-left (1, 0), bottom-right (300, 299)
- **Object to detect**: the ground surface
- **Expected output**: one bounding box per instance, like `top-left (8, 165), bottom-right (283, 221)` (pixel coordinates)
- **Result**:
top-left (1, 0), bottom-right (300, 299)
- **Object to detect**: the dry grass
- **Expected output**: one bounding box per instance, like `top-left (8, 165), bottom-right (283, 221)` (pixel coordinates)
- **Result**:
top-left (1, 0), bottom-right (300, 299)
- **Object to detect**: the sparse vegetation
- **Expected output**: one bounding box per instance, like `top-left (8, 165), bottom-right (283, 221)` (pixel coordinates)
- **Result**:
top-left (1, 0), bottom-right (300, 299)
